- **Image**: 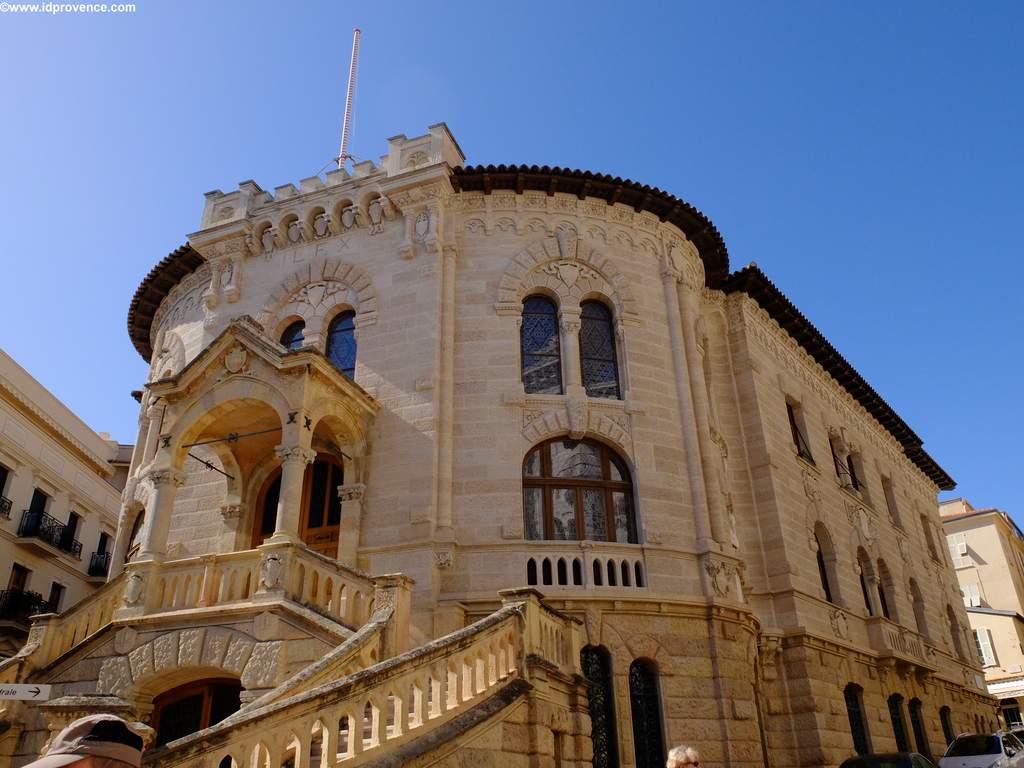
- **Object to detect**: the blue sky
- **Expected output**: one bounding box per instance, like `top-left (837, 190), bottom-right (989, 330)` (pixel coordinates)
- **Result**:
top-left (0, 1), bottom-right (1020, 514)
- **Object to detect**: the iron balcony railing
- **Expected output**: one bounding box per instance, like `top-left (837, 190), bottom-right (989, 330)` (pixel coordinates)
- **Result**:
top-left (0, 588), bottom-right (49, 623)
top-left (17, 510), bottom-right (83, 558)
top-left (0, 495), bottom-right (11, 519)
top-left (88, 551), bottom-right (112, 578)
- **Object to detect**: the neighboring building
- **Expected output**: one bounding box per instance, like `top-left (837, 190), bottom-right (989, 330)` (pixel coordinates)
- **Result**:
top-left (941, 497), bottom-right (1024, 727)
top-left (0, 348), bottom-right (131, 657)
top-left (0, 125), bottom-right (996, 768)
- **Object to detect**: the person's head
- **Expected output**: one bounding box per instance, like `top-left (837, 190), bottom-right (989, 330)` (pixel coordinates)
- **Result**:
top-left (667, 745), bottom-right (701, 768)
top-left (25, 714), bottom-right (144, 768)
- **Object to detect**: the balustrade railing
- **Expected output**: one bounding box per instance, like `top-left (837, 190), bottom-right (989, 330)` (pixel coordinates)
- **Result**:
top-left (0, 588), bottom-right (48, 624)
top-left (17, 510), bottom-right (82, 558)
top-left (866, 616), bottom-right (936, 668)
top-left (524, 542), bottom-right (646, 590)
top-left (143, 592), bottom-right (579, 768)
top-left (0, 495), bottom-right (11, 519)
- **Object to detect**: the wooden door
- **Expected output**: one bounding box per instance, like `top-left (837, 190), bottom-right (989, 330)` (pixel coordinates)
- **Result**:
top-left (299, 456), bottom-right (342, 557)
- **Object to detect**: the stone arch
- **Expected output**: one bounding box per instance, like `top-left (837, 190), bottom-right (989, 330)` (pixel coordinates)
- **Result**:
top-left (96, 627), bottom-right (284, 702)
top-left (521, 410), bottom-right (631, 456)
top-left (496, 234), bottom-right (638, 321)
top-left (258, 257), bottom-right (378, 337)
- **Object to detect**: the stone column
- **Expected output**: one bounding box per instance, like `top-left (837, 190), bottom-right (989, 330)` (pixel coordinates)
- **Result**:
top-left (336, 483), bottom-right (366, 567)
top-left (677, 278), bottom-right (729, 547)
top-left (141, 404), bottom-right (163, 466)
top-left (436, 244), bottom-right (458, 534)
top-left (270, 445), bottom-right (316, 544)
top-left (136, 467), bottom-right (186, 562)
top-left (661, 266), bottom-right (712, 550)
top-left (558, 307), bottom-right (583, 393)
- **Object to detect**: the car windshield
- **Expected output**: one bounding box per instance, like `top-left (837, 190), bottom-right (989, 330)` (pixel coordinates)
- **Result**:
top-left (947, 736), bottom-right (1001, 756)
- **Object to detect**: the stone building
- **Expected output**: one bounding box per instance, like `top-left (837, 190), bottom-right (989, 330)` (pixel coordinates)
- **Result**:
top-left (940, 497), bottom-right (1024, 728)
top-left (0, 124), bottom-right (996, 767)
top-left (0, 347), bottom-right (130, 657)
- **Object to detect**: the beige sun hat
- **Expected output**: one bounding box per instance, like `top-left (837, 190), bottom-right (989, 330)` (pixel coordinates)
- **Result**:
top-left (25, 713), bottom-right (145, 768)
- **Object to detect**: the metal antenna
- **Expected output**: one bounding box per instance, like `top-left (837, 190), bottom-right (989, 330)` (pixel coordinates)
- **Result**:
top-left (337, 27), bottom-right (361, 168)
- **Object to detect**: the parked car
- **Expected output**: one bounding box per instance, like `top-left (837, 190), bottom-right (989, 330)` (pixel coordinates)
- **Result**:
top-left (840, 753), bottom-right (937, 768)
top-left (939, 732), bottom-right (1024, 768)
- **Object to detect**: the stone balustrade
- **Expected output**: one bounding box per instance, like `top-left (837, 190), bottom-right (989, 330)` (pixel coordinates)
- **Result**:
top-left (142, 590), bottom-right (580, 768)
top-left (865, 616), bottom-right (937, 670)
top-left (523, 541), bottom-right (647, 590)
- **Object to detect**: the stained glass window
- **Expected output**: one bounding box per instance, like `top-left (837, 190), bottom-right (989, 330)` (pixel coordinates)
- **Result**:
top-left (522, 438), bottom-right (636, 543)
top-left (581, 647), bottom-right (618, 768)
top-left (280, 320), bottom-right (306, 350)
top-left (326, 311), bottom-right (357, 378)
top-left (629, 660), bottom-right (665, 768)
top-left (580, 301), bottom-right (620, 399)
top-left (521, 296), bottom-right (563, 394)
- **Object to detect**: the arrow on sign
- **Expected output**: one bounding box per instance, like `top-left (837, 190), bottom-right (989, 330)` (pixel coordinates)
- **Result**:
top-left (0, 684), bottom-right (52, 701)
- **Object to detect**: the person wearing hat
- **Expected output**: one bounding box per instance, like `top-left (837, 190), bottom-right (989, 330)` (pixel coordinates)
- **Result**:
top-left (25, 713), bottom-right (145, 768)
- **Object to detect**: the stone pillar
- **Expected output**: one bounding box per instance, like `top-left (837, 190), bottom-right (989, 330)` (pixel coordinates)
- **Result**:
top-left (436, 244), bottom-right (458, 534)
top-left (660, 267), bottom-right (712, 550)
top-left (372, 573), bottom-right (414, 658)
top-left (336, 483), bottom-right (366, 567)
top-left (559, 307), bottom-right (583, 392)
top-left (136, 467), bottom-right (186, 562)
top-left (141, 404), bottom-right (163, 466)
top-left (677, 279), bottom-right (729, 547)
top-left (270, 445), bottom-right (316, 544)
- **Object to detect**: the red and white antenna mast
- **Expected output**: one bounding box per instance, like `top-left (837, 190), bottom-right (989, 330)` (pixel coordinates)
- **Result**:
top-left (337, 27), bottom-right (361, 168)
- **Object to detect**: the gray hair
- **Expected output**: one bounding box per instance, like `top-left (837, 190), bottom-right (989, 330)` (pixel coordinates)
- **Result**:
top-left (667, 745), bottom-right (701, 767)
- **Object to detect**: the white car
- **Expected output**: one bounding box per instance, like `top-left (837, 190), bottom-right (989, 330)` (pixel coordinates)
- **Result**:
top-left (939, 733), bottom-right (1024, 768)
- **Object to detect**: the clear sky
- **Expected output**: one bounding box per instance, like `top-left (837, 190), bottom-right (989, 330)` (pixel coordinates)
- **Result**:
top-left (0, 1), bottom-right (1020, 515)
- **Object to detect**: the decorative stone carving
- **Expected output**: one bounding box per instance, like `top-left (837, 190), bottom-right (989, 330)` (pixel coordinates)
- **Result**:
top-left (261, 226), bottom-right (277, 253)
top-left (340, 205), bottom-right (360, 230)
top-left (287, 220), bottom-right (303, 243)
top-left (566, 395), bottom-right (588, 440)
top-left (337, 483), bottom-right (366, 503)
top-left (258, 553), bottom-right (284, 591)
top-left (145, 468), bottom-right (186, 489)
top-left (313, 212), bottom-right (331, 238)
top-left (124, 572), bottom-right (146, 606)
top-left (704, 558), bottom-right (733, 598)
top-left (274, 445), bottom-right (317, 466)
top-left (220, 503), bottom-right (242, 521)
top-left (583, 607), bottom-right (601, 646)
top-left (367, 198), bottom-right (386, 234)
top-left (414, 210), bottom-right (430, 242)
top-left (434, 550), bottom-right (453, 570)
top-left (829, 608), bottom-right (850, 639)
top-left (223, 345), bottom-right (247, 374)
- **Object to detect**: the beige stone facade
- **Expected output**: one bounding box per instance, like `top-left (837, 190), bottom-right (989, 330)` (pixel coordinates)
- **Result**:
top-left (0, 347), bottom-right (130, 658)
top-left (0, 124), bottom-right (996, 768)
top-left (941, 498), bottom-right (1024, 728)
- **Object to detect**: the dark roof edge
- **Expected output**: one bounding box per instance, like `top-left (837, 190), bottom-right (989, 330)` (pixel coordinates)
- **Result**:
top-left (723, 264), bottom-right (955, 491)
top-left (450, 165), bottom-right (730, 287)
top-left (127, 244), bottom-right (204, 362)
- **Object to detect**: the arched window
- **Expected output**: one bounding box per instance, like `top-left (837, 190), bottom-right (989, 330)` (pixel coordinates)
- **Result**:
top-left (126, 511), bottom-right (145, 561)
top-left (252, 472), bottom-right (281, 548)
top-left (910, 578), bottom-right (930, 639)
top-left (947, 604), bottom-right (966, 659)
top-left (844, 683), bottom-right (871, 756)
top-left (326, 311), bottom-right (357, 378)
top-left (857, 550), bottom-right (875, 616)
top-left (581, 646), bottom-right (618, 768)
top-left (876, 559), bottom-right (896, 621)
top-left (280, 320), bottom-right (306, 350)
top-left (579, 300), bottom-right (621, 399)
top-left (523, 438), bottom-right (636, 543)
top-left (628, 659), bottom-right (665, 768)
top-left (888, 693), bottom-right (910, 752)
top-left (814, 524), bottom-right (839, 604)
top-left (300, 455), bottom-right (344, 557)
top-left (521, 296), bottom-right (563, 395)
top-left (939, 706), bottom-right (955, 746)
top-left (908, 698), bottom-right (931, 759)
top-left (153, 678), bottom-right (241, 746)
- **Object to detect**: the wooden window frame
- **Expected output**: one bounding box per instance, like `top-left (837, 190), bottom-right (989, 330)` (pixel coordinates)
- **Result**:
top-left (152, 678), bottom-right (241, 746)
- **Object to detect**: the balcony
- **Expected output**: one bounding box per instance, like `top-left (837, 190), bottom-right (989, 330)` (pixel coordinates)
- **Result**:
top-left (0, 588), bottom-right (49, 626)
top-left (866, 616), bottom-right (938, 673)
top-left (0, 495), bottom-right (10, 519)
top-left (88, 551), bottom-right (112, 579)
top-left (17, 510), bottom-right (83, 559)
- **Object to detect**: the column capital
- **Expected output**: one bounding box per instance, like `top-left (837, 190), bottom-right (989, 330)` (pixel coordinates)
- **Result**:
top-left (144, 468), bottom-right (187, 488)
top-left (337, 483), bottom-right (366, 503)
top-left (274, 445), bottom-right (316, 466)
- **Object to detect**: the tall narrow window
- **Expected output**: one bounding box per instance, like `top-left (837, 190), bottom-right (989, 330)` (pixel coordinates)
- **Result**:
top-left (973, 628), bottom-right (996, 667)
top-left (947, 532), bottom-right (969, 568)
top-left (326, 311), bottom-right (357, 378)
top-left (523, 438), bottom-right (636, 543)
top-left (786, 401), bottom-right (814, 463)
top-left (857, 550), bottom-right (875, 616)
top-left (881, 475), bottom-right (901, 527)
top-left (939, 706), bottom-right (955, 746)
top-left (910, 579), bottom-right (930, 639)
top-left (814, 525), bottom-right (839, 604)
top-left (580, 301), bottom-right (621, 399)
top-left (521, 296), bottom-right (562, 395)
top-left (888, 694), bottom-right (910, 752)
top-left (876, 559), bottom-right (896, 621)
top-left (280, 320), bottom-right (306, 350)
top-left (126, 511), bottom-right (145, 561)
top-left (47, 582), bottom-right (65, 613)
top-left (252, 472), bottom-right (281, 548)
top-left (581, 646), bottom-right (618, 768)
top-left (947, 605), bottom-right (966, 660)
top-left (921, 515), bottom-right (939, 560)
top-left (629, 659), bottom-right (665, 768)
top-left (28, 488), bottom-right (48, 516)
top-left (846, 453), bottom-right (863, 493)
top-left (844, 683), bottom-right (871, 756)
top-left (908, 699), bottom-right (931, 759)
top-left (300, 456), bottom-right (343, 557)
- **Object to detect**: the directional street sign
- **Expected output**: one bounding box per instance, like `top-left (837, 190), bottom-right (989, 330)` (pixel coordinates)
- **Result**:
top-left (0, 684), bottom-right (52, 701)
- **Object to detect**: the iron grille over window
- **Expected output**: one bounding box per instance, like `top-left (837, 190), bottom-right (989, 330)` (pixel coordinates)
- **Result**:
top-left (18, 510), bottom-right (82, 558)
top-left (523, 438), bottom-right (636, 543)
top-left (581, 647), bottom-right (619, 768)
top-left (89, 551), bottom-right (112, 577)
top-left (0, 588), bottom-right (48, 623)
top-left (520, 296), bottom-right (563, 395)
top-left (580, 301), bottom-right (621, 399)
top-left (844, 683), bottom-right (871, 755)
top-left (326, 311), bottom-right (357, 378)
top-left (628, 660), bottom-right (665, 768)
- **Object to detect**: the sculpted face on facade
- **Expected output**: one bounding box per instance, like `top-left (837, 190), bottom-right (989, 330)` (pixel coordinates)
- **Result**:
top-left (0, 124), bottom-right (996, 768)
